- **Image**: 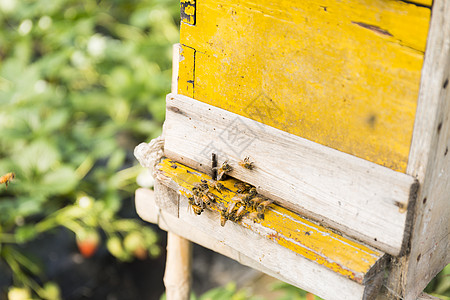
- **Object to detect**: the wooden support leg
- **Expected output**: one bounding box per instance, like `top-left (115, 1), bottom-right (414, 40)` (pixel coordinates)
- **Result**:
top-left (163, 232), bottom-right (192, 300)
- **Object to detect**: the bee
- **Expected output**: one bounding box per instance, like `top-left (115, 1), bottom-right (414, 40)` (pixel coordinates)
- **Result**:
top-left (232, 206), bottom-right (246, 221)
top-left (226, 201), bottom-right (236, 216)
top-left (211, 181), bottom-right (225, 193)
top-left (256, 200), bottom-right (274, 219)
top-left (188, 196), bottom-right (204, 215)
top-left (249, 196), bottom-right (265, 210)
top-left (234, 182), bottom-right (252, 193)
top-left (0, 172), bottom-right (15, 189)
top-left (196, 181), bottom-right (209, 191)
top-left (248, 187), bottom-right (257, 197)
top-left (205, 191), bottom-right (216, 203)
top-left (239, 157), bottom-right (254, 170)
top-left (215, 161), bottom-right (232, 181)
top-left (247, 212), bottom-right (260, 222)
top-left (218, 203), bottom-right (228, 226)
top-left (192, 204), bottom-right (204, 215)
top-left (231, 194), bottom-right (250, 205)
top-left (200, 194), bottom-right (212, 207)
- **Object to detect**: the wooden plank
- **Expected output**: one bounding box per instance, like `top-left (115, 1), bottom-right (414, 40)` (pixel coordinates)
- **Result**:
top-left (179, 0), bottom-right (431, 172)
top-left (385, 0), bottom-right (450, 298)
top-left (135, 182), bottom-right (386, 300)
top-left (154, 158), bottom-right (387, 284)
top-left (163, 93), bottom-right (418, 256)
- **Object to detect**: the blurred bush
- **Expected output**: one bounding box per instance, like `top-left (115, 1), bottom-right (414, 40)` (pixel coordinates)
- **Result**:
top-left (0, 0), bottom-right (179, 298)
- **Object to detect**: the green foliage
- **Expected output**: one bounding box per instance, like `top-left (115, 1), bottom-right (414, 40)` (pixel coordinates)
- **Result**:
top-left (270, 281), bottom-right (323, 300)
top-left (425, 264), bottom-right (450, 299)
top-left (197, 283), bottom-right (264, 300)
top-left (0, 0), bottom-right (179, 297)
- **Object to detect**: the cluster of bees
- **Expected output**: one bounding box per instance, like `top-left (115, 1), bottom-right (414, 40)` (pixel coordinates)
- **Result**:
top-left (186, 159), bottom-right (273, 227)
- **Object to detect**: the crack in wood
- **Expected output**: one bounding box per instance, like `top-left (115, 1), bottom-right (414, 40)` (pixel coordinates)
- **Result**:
top-left (352, 22), bottom-right (393, 37)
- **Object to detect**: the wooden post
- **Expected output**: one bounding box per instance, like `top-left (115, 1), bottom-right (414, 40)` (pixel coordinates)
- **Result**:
top-left (163, 232), bottom-right (192, 300)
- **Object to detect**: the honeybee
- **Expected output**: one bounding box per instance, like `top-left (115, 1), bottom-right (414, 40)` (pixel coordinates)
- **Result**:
top-left (205, 192), bottom-right (216, 202)
top-left (215, 161), bottom-right (232, 181)
top-left (226, 201), bottom-right (236, 215)
top-left (249, 196), bottom-right (265, 210)
top-left (234, 182), bottom-right (252, 193)
top-left (211, 181), bottom-right (225, 193)
top-left (188, 196), bottom-right (204, 215)
top-left (218, 203), bottom-right (228, 226)
top-left (256, 200), bottom-right (273, 219)
top-left (200, 194), bottom-right (212, 207)
top-left (233, 206), bottom-right (246, 221)
top-left (196, 181), bottom-right (209, 191)
top-left (231, 194), bottom-right (250, 205)
top-left (192, 204), bottom-right (204, 215)
top-left (0, 172), bottom-right (15, 189)
top-left (239, 157), bottom-right (254, 170)
top-left (247, 212), bottom-right (260, 222)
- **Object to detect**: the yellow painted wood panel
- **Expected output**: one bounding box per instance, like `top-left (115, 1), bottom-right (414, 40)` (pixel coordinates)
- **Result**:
top-left (157, 158), bottom-right (385, 283)
top-left (178, 0), bottom-right (431, 172)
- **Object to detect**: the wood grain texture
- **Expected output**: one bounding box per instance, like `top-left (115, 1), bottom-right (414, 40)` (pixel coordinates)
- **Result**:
top-left (386, 0), bottom-right (450, 298)
top-left (155, 158), bottom-right (387, 284)
top-left (163, 93), bottom-right (418, 256)
top-left (179, 0), bottom-right (430, 172)
top-left (164, 232), bottom-right (192, 300)
top-left (135, 182), bottom-right (386, 300)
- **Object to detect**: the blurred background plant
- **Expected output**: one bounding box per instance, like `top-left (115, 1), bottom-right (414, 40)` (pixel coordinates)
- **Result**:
top-left (0, 0), bottom-right (178, 298)
top-left (0, 0), bottom-right (449, 299)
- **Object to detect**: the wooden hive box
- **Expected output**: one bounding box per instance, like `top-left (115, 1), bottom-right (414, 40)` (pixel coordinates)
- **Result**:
top-left (135, 0), bottom-right (449, 299)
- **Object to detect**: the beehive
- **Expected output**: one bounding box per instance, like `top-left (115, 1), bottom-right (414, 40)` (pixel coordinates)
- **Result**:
top-left (135, 0), bottom-right (450, 299)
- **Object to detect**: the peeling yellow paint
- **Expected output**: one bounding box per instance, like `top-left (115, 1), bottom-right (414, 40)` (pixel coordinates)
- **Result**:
top-left (178, 0), bottom-right (431, 172)
top-left (157, 158), bottom-right (384, 283)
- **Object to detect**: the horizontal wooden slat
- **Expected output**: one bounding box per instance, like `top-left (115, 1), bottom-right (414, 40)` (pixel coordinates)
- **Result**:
top-left (163, 93), bottom-right (419, 256)
top-left (135, 168), bottom-right (387, 300)
top-left (155, 158), bottom-right (387, 284)
top-left (135, 187), bottom-right (371, 300)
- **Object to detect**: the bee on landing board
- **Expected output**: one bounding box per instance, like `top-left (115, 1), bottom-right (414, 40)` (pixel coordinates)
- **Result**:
top-left (249, 196), bottom-right (265, 210)
top-left (0, 172), bottom-right (15, 189)
top-left (218, 203), bottom-right (228, 226)
top-left (188, 197), bottom-right (204, 215)
top-left (256, 199), bottom-right (274, 219)
top-left (232, 206), bottom-right (246, 222)
top-left (215, 161), bottom-right (232, 181)
top-left (247, 212), bottom-right (260, 223)
top-left (234, 182), bottom-right (252, 194)
top-left (211, 181), bottom-right (225, 193)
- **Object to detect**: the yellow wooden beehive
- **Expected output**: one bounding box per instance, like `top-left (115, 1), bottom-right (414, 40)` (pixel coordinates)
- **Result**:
top-left (135, 0), bottom-right (450, 299)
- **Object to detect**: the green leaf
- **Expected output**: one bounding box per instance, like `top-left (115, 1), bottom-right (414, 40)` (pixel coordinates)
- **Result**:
top-left (41, 166), bottom-right (78, 194)
top-left (107, 149), bottom-right (126, 171)
top-left (15, 225), bottom-right (37, 244)
top-left (40, 282), bottom-right (61, 300)
top-left (14, 139), bottom-right (60, 175)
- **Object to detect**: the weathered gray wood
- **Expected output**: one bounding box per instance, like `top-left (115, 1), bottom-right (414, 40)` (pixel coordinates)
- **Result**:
top-left (164, 232), bottom-right (192, 300)
top-left (386, 0), bottom-right (450, 298)
top-left (154, 180), bottom-right (179, 217)
top-left (135, 187), bottom-right (385, 300)
top-left (162, 93), bottom-right (418, 256)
